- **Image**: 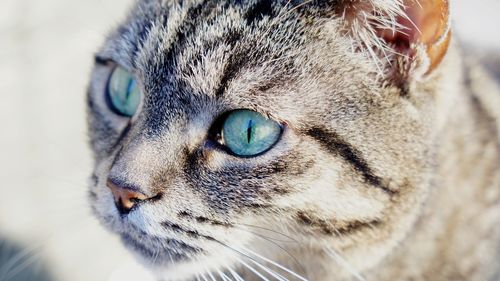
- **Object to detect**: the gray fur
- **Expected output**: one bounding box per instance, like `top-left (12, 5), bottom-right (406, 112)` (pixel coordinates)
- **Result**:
top-left (86, 1), bottom-right (500, 280)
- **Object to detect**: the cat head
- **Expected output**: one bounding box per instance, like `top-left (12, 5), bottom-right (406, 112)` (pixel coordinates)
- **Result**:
top-left (87, 0), bottom-right (452, 279)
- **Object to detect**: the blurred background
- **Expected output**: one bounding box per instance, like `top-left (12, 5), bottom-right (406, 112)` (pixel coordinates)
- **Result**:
top-left (0, 1), bottom-right (499, 280)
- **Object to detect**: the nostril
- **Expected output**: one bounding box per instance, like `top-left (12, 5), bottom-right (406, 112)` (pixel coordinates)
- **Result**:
top-left (114, 198), bottom-right (133, 215)
top-left (106, 178), bottom-right (148, 215)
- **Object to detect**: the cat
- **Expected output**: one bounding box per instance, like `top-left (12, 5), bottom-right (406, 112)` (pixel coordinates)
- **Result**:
top-left (86, 0), bottom-right (500, 280)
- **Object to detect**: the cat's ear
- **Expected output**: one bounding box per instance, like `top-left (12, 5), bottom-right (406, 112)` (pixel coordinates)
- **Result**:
top-left (340, 0), bottom-right (451, 82)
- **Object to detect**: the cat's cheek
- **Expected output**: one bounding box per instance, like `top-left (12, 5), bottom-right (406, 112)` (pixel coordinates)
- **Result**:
top-left (273, 159), bottom-right (387, 221)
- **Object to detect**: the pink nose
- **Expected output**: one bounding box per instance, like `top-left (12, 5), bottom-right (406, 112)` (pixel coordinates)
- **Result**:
top-left (106, 179), bottom-right (148, 215)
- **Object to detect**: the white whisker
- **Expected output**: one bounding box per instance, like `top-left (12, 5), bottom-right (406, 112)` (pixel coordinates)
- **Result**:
top-left (325, 246), bottom-right (366, 281)
top-left (3, 252), bottom-right (41, 281)
top-left (216, 268), bottom-right (232, 281)
top-left (246, 258), bottom-right (289, 281)
top-left (200, 272), bottom-right (210, 281)
top-left (215, 240), bottom-right (307, 281)
top-left (0, 244), bottom-right (41, 280)
top-left (240, 247), bottom-right (308, 281)
top-left (206, 268), bottom-right (218, 281)
top-left (235, 224), bottom-right (299, 243)
top-left (226, 266), bottom-right (245, 281)
top-left (237, 258), bottom-right (270, 281)
top-left (168, 252), bottom-right (174, 264)
top-left (244, 231), bottom-right (307, 274)
top-left (152, 244), bottom-right (160, 266)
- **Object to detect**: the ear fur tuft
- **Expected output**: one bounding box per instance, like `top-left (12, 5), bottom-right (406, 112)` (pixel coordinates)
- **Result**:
top-left (337, 0), bottom-right (451, 83)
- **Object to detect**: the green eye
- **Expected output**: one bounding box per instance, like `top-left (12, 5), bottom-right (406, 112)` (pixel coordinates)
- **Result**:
top-left (107, 66), bottom-right (141, 117)
top-left (222, 110), bottom-right (282, 157)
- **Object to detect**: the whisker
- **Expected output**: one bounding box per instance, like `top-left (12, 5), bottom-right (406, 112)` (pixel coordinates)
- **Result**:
top-left (215, 241), bottom-right (264, 268)
top-left (324, 246), bottom-right (366, 281)
top-left (216, 240), bottom-right (307, 281)
top-left (232, 223), bottom-right (307, 274)
top-left (2, 251), bottom-right (41, 281)
top-left (246, 258), bottom-right (289, 281)
top-left (237, 258), bottom-right (270, 281)
top-left (152, 244), bottom-right (160, 266)
top-left (206, 268), bottom-right (218, 281)
top-left (168, 252), bottom-right (174, 264)
top-left (235, 224), bottom-right (299, 243)
top-left (246, 231), bottom-right (307, 275)
top-left (247, 230), bottom-right (294, 243)
top-left (216, 268), bottom-right (232, 281)
top-left (226, 265), bottom-right (245, 281)
top-left (0, 243), bottom-right (42, 279)
top-left (200, 272), bottom-right (210, 281)
top-left (239, 247), bottom-right (308, 281)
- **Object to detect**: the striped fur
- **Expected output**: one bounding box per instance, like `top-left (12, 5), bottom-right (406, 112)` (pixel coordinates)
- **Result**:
top-left (86, 1), bottom-right (500, 280)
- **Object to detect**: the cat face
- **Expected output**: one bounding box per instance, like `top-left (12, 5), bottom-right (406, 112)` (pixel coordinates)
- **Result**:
top-left (87, 0), bottom-right (450, 279)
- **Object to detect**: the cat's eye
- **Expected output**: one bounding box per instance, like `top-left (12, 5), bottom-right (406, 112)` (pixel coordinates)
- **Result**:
top-left (107, 66), bottom-right (141, 117)
top-left (221, 110), bottom-right (282, 157)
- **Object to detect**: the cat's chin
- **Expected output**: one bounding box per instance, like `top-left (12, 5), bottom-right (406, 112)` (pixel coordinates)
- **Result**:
top-left (119, 230), bottom-right (242, 281)
top-left (120, 233), bottom-right (190, 265)
top-left (141, 246), bottom-right (240, 281)
top-left (146, 255), bottom-right (240, 281)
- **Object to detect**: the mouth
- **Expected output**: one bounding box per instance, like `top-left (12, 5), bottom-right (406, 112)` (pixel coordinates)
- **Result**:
top-left (120, 231), bottom-right (202, 266)
top-left (91, 194), bottom-right (238, 271)
top-left (117, 218), bottom-right (224, 267)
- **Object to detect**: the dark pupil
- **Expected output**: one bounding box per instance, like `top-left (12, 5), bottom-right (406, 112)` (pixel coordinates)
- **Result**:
top-left (246, 119), bottom-right (254, 144)
top-left (125, 79), bottom-right (134, 99)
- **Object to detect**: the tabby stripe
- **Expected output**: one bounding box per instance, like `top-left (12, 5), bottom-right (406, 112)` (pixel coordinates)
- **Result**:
top-left (131, 15), bottom-right (156, 67)
top-left (143, 1), bottom-right (217, 136)
top-left (305, 127), bottom-right (395, 195)
top-left (296, 211), bottom-right (380, 236)
top-left (162, 221), bottom-right (214, 240)
top-left (177, 211), bottom-right (233, 227)
top-left (244, 0), bottom-right (275, 26)
top-left (214, 31), bottom-right (245, 97)
top-left (163, 0), bottom-right (218, 66)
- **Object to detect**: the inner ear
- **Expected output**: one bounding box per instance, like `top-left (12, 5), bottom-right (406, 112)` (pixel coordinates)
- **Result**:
top-left (339, 0), bottom-right (451, 80)
top-left (377, 0), bottom-right (451, 75)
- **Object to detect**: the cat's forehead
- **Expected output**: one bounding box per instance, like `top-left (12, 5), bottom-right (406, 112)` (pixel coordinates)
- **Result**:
top-left (102, 0), bottom-right (353, 78)
top-left (98, 0), bottom-right (377, 136)
top-left (103, 1), bottom-right (299, 66)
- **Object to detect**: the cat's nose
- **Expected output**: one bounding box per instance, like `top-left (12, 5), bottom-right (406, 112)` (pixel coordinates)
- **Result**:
top-left (106, 178), bottom-right (149, 215)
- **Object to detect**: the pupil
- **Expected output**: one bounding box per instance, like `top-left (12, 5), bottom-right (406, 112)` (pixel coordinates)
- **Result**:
top-left (125, 79), bottom-right (134, 100)
top-left (247, 119), bottom-right (253, 144)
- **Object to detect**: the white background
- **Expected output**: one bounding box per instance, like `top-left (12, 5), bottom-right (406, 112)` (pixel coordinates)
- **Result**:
top-left (0, 1), bottom-right (498, 281)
